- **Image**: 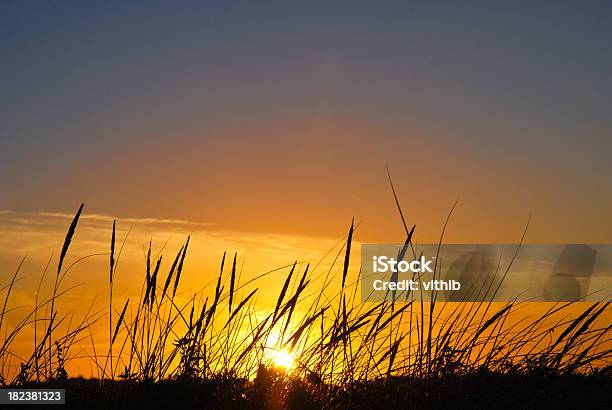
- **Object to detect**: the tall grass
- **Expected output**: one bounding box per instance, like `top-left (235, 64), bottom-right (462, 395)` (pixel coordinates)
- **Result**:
top-left (0, 203), bottom-right (610, 396)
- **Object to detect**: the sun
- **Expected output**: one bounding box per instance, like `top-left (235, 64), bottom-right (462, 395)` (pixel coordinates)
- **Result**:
top-left (269, 348), bottom-right (294, 370)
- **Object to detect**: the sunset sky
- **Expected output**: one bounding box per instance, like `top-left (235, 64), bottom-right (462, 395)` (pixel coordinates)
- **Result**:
top-left (1, 3), bottom-right (612, 382)
top-left (2, 1), bottom-right (612, 244)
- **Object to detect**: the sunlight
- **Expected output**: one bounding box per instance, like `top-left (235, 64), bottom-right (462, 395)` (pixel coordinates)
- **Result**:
top-left (269, 348), bottom-right (294, 370)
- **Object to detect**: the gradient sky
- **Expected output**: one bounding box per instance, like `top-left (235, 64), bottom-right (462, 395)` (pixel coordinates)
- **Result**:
top-left (1, 1), bottom-right (612, 243)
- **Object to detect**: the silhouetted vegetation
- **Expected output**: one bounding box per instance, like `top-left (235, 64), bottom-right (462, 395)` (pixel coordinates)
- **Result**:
top-left (1, 203), bottom-right (610, 409)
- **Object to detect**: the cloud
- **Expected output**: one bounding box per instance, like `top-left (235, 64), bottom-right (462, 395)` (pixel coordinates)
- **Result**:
top-left (0, 208), bottom-right (349, 294)
top-left (38, 211), bottom-right (213, 229)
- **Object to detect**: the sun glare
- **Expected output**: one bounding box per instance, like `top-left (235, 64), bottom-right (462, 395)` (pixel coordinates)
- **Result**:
top-left (269, 348), bottom-right (294, 370)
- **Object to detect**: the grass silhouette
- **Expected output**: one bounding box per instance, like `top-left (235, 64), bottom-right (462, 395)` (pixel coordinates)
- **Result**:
top-left (0, 203), bottom-right (610, 409)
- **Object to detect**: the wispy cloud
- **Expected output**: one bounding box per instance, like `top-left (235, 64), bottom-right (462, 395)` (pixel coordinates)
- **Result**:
top-left (0, 208), bottom-right (348, 294)
top-left (37, 211), bottom-right (213, 228)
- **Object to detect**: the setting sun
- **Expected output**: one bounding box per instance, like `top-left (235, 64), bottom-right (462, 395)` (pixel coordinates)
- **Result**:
top-left (269, 349), bottom-right (295, 370)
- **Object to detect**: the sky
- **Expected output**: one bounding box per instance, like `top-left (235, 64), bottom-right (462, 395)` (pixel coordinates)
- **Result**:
top-left (1, 1), bottom-right (612, 243)
top-left (1, 2), bottom-right (612, 379)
